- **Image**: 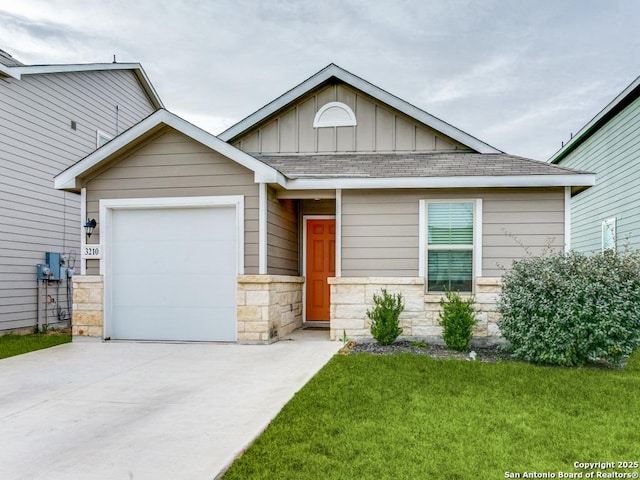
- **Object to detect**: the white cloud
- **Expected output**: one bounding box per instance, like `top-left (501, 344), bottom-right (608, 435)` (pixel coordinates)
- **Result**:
top-left (0, 0), bottom-right (639, 159)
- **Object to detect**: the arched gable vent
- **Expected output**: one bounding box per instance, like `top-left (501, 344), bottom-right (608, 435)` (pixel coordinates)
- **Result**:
top-left (313, 101), bottom-right (357, 127)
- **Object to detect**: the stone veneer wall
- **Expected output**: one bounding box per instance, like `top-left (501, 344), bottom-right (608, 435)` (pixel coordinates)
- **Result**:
top-left (72, 275), bottom-right (104, 339)
top-left (236, 275), bottom-right (304, 343)
top-left (328, 277), bottom-right (502, 343)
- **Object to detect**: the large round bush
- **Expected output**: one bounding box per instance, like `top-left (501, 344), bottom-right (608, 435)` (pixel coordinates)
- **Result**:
top-left (497, 250), bottom-right (640, 367)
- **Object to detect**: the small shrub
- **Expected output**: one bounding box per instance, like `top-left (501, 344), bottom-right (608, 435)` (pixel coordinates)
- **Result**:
top-left (438, 290), bottom-right (478, 352)
top-left (367, 289), bottom-right (404, 345)
top-left (497, 250), bottom-right (640, 367)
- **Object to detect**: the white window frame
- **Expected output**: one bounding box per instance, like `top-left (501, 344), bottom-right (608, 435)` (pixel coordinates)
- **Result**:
top-left (96, 130), bottom-right (113, 148)
top-left (419, 199), bottom-right (482, 293)
top-left (602, 217), bottom-right (616, 252)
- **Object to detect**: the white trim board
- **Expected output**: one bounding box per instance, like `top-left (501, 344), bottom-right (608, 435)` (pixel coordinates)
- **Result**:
top-left (259, 183), bottom-right (267, 274)
top-left (282, 174), bottom-right (595, 191)
top-left (564, 186), bottom-right (571, 253)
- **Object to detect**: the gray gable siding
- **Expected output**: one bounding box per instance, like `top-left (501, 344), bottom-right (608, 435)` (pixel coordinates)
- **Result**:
top-left (231, 83), bottom-right (468, 155)
top-left (557, 94), bottom-right (640, 253)
top-left (0, 69), bottom-right (157, 332)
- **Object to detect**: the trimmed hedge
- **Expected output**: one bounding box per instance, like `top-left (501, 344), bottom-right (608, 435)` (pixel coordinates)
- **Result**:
top-left (497, 250), bottom-right (640, 367)
top-left (367, 289), bottom-right (404, 346)
top-left (438, 290), bottom-right (478, 352)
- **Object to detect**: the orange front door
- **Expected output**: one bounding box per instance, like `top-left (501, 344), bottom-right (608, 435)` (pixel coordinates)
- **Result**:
top-left (306, 219), bottom-right (335, 321)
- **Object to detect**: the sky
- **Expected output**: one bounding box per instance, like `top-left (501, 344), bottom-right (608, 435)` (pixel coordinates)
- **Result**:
top-left (0, 0), bottom-right (639, 160)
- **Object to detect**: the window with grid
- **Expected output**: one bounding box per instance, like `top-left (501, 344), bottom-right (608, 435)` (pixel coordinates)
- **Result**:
top-left (427, 202), bottom-right (474, 292)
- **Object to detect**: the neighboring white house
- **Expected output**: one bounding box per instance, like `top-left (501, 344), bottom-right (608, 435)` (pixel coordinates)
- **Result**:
top-left (0, 48), bottom-right (163, 334)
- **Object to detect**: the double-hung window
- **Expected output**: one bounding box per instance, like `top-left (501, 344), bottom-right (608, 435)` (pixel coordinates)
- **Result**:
top-left (425, 201), bottom-right (476, 292)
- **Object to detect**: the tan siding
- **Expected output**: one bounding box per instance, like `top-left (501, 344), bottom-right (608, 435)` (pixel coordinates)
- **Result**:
top-left (0, 69), bottom-right (156, 332)
top-left (266, 188), bottom-right (299, 275)
top-left (341, 188), bottom-right (565, 278)
top-left (395, 117), bottom-right (415, 150)
top-left (375, 106), bottom-right (394, 150)
top-left (300, 199), bottom-right (335, 216)
top-left (279, 109), bottom-right (297, 153)
top-left (233, 82), bottom-right (469, 154)
top-left (297, 97), bottom-right (316, 151)
top-left (84, 129), bottom-right (259, 275)
top-left (416, 126), bottom-right (436, 150)
top-left (355, 95), bottom-right (375, 151)
top-left (261, 121), bottom-right (279, 152)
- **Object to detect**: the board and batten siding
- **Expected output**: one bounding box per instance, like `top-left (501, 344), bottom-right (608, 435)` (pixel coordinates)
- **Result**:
top-left (556, 95), bottom-right (640, 253)
top-left (341, 188), bottom-right (565, 277)
top-left (84, 129), bottom-right (260, 275)
top-left (232, 83), bottom-right (467, 154)
top-left (266, 187), bottom-right (299, 275)
top-left (0, 69), bottom-right (156, 332)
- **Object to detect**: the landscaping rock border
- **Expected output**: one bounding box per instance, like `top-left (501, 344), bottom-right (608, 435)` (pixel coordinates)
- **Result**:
top-left (348, 340), bottom-right (513, 362)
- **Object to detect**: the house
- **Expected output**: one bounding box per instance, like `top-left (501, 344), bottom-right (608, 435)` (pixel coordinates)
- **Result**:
top-left (54, 64), bottom-right (594, 343)
top-left (549, 75), bottom-right (640, 253)
top-left (0, 48), bottom-right (163, 334)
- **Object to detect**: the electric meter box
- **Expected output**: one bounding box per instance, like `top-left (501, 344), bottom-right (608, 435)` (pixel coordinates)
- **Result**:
top-left (37, 264), bottom-right (51, 280)
top-left (45, 252), bottom-right (61, 280)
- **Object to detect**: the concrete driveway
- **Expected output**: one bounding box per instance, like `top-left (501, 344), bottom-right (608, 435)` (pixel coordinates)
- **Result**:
top-left (0, 331), bottom-right (340, 480)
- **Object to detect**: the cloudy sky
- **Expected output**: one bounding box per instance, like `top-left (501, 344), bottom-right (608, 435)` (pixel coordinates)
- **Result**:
top-left (1, 0), bottom-right (638, 160)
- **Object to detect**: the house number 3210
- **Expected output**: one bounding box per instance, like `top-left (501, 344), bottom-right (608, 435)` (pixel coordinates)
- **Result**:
top-left (83, 245), bottom-right (102, 259)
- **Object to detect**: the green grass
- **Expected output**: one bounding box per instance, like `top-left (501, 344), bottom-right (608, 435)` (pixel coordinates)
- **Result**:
top-left (0, 331), bottom-right (72, 359)
top-left (223, 351), bottom-right (640, 480)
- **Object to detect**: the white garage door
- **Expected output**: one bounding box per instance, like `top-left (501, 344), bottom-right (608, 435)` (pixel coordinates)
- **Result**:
top-left (109, 206), bottom-right (237, 341)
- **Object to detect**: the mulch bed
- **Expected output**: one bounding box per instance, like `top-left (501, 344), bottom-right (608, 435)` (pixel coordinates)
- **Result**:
top-left (348, 340), bottom-right (514, 362)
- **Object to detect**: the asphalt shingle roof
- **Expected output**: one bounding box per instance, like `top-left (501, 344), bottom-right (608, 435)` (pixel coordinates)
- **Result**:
top-left (254, 152), bottom-right (590, 179)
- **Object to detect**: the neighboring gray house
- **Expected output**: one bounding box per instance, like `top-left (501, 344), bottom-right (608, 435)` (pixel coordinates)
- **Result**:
top-left (0, 49), bottom-right (163, 334)
top-left (550, 75), bottom-right (640, 253)
top-left (55, 64), bottom-right (594, 344)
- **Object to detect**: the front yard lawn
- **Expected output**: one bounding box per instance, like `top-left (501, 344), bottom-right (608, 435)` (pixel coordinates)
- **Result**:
top-left (0, 331), bottom-right (71, 359)
top-left (223, 351), bottom-right (640, 479)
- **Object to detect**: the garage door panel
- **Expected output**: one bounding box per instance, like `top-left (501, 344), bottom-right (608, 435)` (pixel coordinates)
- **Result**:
top-left (112, 240), bottom-right (236, 275)
top-left (109, 205), bottom-right (238, 341)
top-left (113, 273), bottom-right (236, 307)
top-left (112, 306), bottom-right (236, 342)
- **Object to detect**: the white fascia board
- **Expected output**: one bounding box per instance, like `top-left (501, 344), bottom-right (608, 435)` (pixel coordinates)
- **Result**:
top-left (15, 62), bottom-right (142, 76)
top-left (0, 64), bottom-right (20, 79)
top-left (54, 110), bottom-right (282, 190)
top-left (219, 64), bottom-right (501, 154)
top-left (282, 174), bottom-right (596, 190)
top-left (550, 75), bottom-right (640, 164)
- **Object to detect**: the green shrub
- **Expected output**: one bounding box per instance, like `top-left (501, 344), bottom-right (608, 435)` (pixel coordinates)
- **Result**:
top-left (497, 250), bottom-right (640, 367)
top-left (367, 289), bottom-right (404, 345)
top-left (438, 290), bottom-right (478, 351)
